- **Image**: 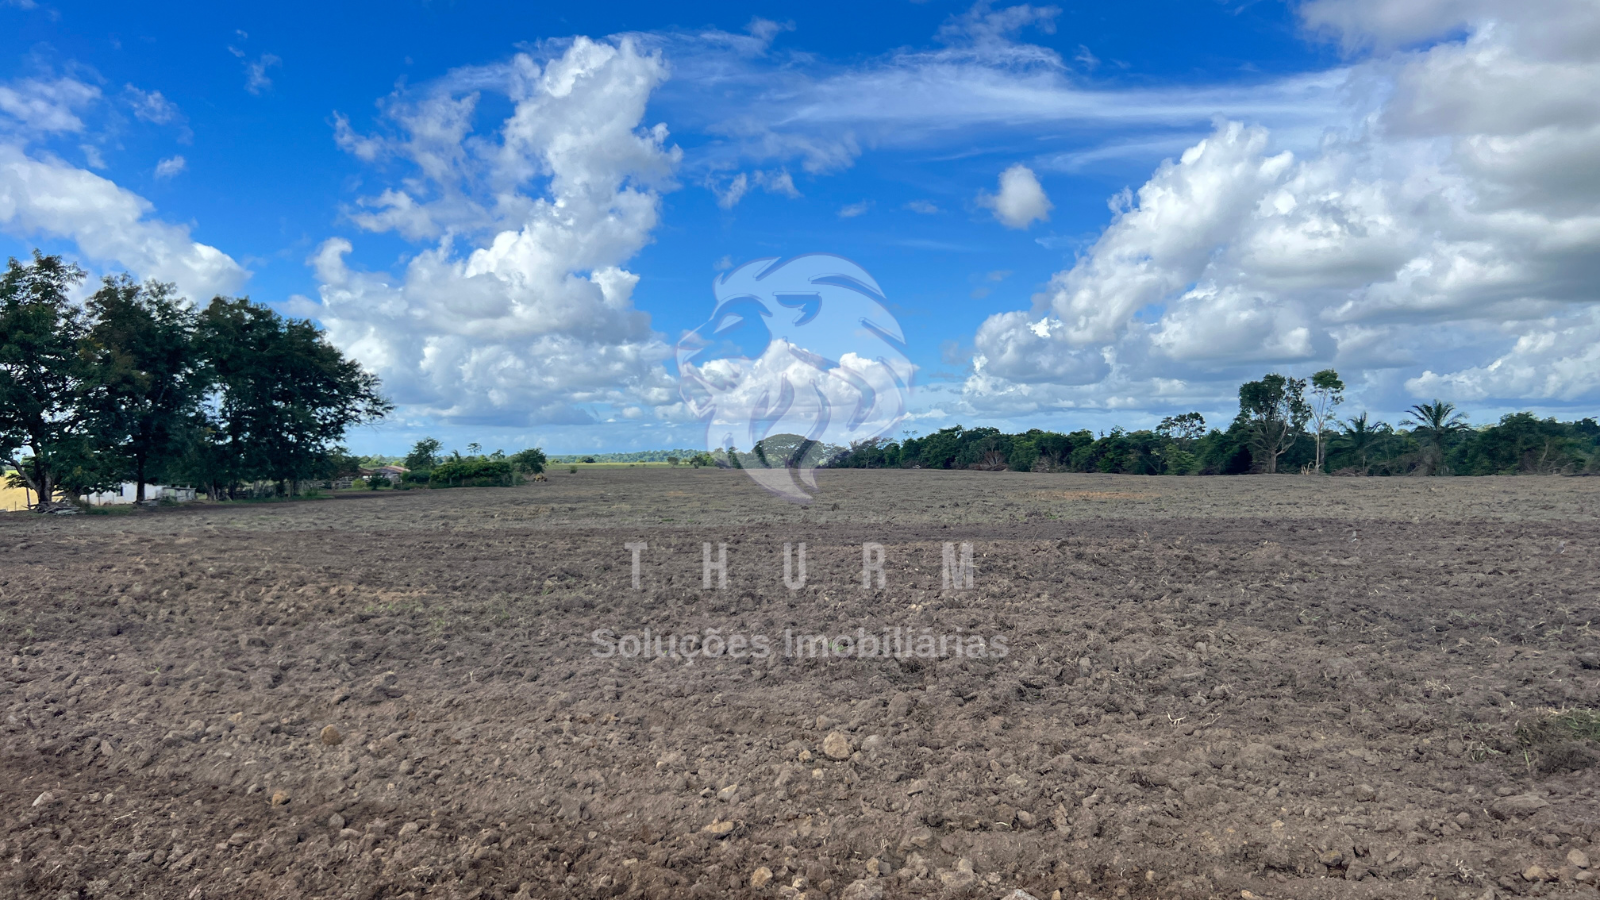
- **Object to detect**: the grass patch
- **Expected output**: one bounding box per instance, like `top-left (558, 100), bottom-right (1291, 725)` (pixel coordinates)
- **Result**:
top-left (1515, 708), bottom-right (1600, 774)
top-left (1518, 708), bottom-right (1600, 744)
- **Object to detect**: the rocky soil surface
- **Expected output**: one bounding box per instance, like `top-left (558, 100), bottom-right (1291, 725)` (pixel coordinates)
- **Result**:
top-left (2, 469), bottom-right (1598, 899)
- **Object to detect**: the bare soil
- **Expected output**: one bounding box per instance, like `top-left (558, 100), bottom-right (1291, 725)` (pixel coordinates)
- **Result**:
top-left (3, 469), bottom-right (1599, 900)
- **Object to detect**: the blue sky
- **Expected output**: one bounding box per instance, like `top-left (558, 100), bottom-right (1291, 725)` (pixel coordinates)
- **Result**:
top-left (3, 0), bottom-right (1598, 456)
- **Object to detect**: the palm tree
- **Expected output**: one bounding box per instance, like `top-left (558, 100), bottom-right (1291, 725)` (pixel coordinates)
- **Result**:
top-left (1408, 400), bottom-right (1468, 475)
top-left (1331, 412), bottom-right (1377, 472)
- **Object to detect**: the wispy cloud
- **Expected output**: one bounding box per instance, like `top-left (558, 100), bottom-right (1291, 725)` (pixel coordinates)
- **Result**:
top-left (229, 44), bottom-right (281, 94)
top-left (645, 10), bottom-right (1350, 192)
top-left (154, 155), bottom-right (186, 178)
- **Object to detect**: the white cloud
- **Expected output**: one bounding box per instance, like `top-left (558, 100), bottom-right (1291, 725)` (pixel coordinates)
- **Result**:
top-left (637, 3), bottom-right (1351, 204)
top-left (313, 36), bottom-right (682, 425)
top-left (745, 17), bottom-right (795, 47)
top-left (962, 0), bottom-right (1600, 415)
top-left (0, 144), bottom-right (247, 299)
top-left (0, 77), bottom-right (100, 135)
top-left (229, 48), bottom-right (281, 95)
top-left (978, 162), bottom-right (1052, 229)
top-left (838, 200), bottom-right (870, 218)
top-left (153, 155), bottom-right (186, 178)
top-left (905, 199), bottom-right (940, 214)
top-left (124, 85), bottom-right (179, 124)
top-left (713, 172), bottom-right (748, 209)
top-left (1407, 308), bottom-right (1600, 401)
top-left (708, 167), bottom-right (798, 209)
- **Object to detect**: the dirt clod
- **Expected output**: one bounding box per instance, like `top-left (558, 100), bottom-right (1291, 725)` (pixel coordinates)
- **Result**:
top-left (1490, 794), bottom-right (1551, 819)
top-left (821, 731), bottom-right (852, 760)
top-left (319, 724), bottom-right (343, 746)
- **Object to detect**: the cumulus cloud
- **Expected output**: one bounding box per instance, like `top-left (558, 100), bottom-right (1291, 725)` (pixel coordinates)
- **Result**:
top-left (312, 36), bottom-right (682, 425)
top-left (0, 144), bottom-right (247, 299)
top-left (978, 163), bottom-right (1051, 229)
top-left (962, 0), bottom-right (1600, 415)
top-left (0, 72), bottom-right (244, 300)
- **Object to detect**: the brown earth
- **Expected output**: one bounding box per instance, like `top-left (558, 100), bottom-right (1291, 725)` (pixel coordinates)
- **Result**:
top-left (3, 468), bottom-right (1599, 900)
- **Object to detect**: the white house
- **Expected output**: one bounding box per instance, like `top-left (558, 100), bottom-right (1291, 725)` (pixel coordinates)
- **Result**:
top-left (82, 483), bottom-right (198, 506)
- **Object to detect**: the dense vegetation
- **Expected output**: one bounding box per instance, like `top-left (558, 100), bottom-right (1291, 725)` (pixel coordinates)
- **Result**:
top-left (397, 439), bottom-right (546, 489)
top-left (821, 373), bottom-right (1599, 476)
top-left (0, 252), bottom-right (391, 506)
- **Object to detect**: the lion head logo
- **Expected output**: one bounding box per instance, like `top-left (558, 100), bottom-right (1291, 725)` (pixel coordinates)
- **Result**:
top-left (676, 254), bottom-right (913, 503)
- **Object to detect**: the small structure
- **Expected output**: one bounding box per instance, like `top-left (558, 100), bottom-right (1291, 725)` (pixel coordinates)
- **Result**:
top-left (360, 464), bottom-right (409, 485)
top-left (82, 483), bottom-right (198, 506)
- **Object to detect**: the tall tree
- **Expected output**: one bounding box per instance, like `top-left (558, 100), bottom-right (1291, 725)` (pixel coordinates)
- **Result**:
top-left (1237, 373), bottom-right (1309, 474)
top-left (1408, 399), bottom-right (1469, 475)
top-left (1156, 412), bottom-right (1207, 449)
top-left (81, 276), bottom-right (202, 501)
top-left (404, 437), bottom-right (443, 473)
top-left (0, 253), bottom-right (94, 508)
top-left (196, 297), bottom-right (392, 495)
top-left (1307, 369), bottom-right (1344, 473)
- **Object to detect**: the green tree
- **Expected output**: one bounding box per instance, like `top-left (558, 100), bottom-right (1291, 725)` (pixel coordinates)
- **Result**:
top-left (1237, 373), bottom-right (1310, 474)
top-left (196, 297), bottom-right (392, 496)
top-left (1331, 412), bottom-right (1378, 473)
top-left (80, 276), bottom-right (203, 501)
top-left (1307, 369), bottom-right (1344, 473)
top-left (404, 437), bottom-right (443, 472)
top-left (0, 253), bottom-right (95, 507)
top-left (1156, 412), bottom-right (1207, 450)
top-left (1408, 399), bottom-right (1468, 475)
top-left (509, 447), bottom-right (547, 475)
top-left (1453, 412), bottom-right (1586, 474)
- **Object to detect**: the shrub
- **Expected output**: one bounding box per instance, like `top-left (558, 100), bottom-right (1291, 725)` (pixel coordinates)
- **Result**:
top-left (428, 457), bottom-right (514, 488)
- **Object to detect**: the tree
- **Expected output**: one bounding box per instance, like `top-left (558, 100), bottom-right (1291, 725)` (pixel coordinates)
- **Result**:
top-left (405, 437), bottom-right (442, 472)
top-left (1331, 412), bottom-right (1378, 473)
top-left (1237, 373), bottom-right (1309, 474)
top-left (509, 447), bottom-right (547, 475)
top-left (1408, 399), bottom-right (1468, 475)
top-left (1156, 412), bottom-right (1207, 449)
top-left (80, 276), bottom-right (203, 501)
top-left (0, 253), bottom-right (94, 507)
top-left (1307, 369), bottom-right (1344, 473)
top-left (196, 297), bottom-right (392, 495)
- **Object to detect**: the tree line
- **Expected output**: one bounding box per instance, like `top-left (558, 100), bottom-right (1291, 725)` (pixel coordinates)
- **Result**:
top-left (821, 370), bottom-right (1600, 476)
top-left (395, 437), bottom-right (547, 488)
top-left (0, 252), bottom-right (391, 508)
